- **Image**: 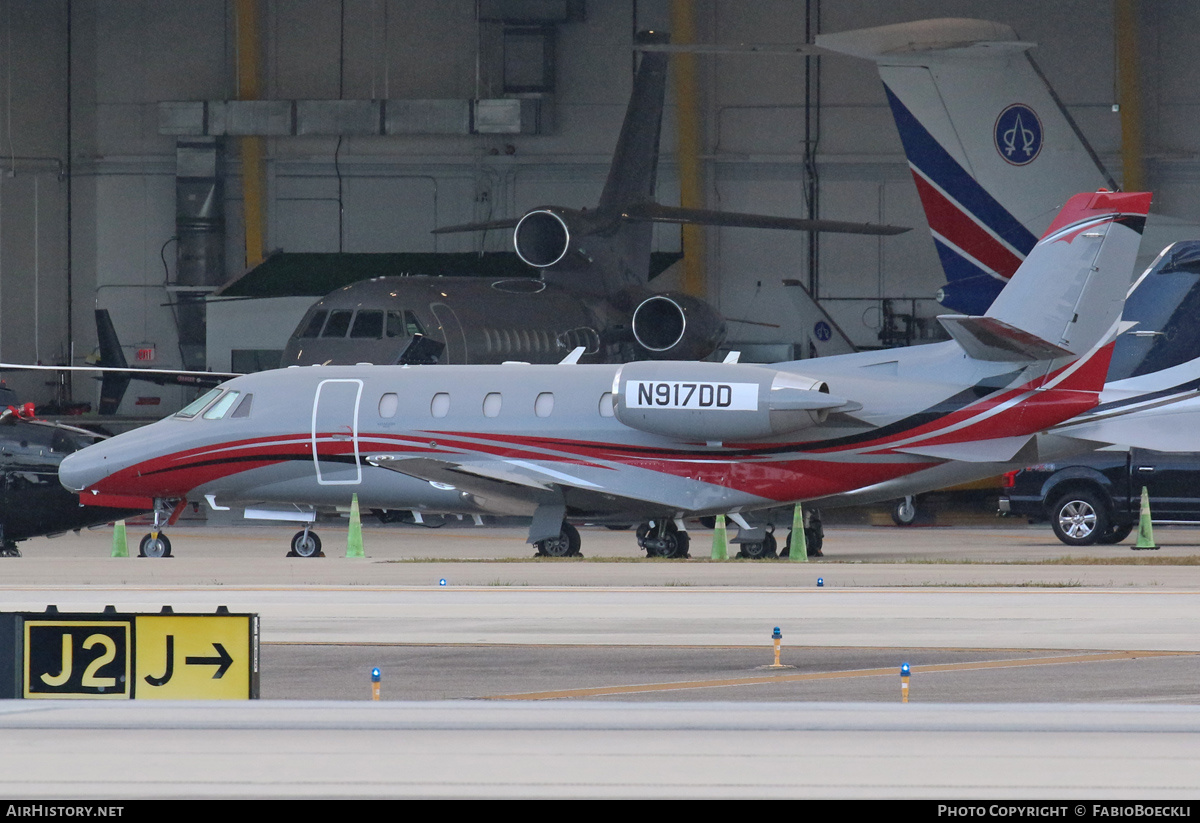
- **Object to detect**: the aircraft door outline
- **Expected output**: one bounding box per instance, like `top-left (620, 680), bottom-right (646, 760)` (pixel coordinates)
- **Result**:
top-left (312, 379), bottom-right (363, 485)
top-left (431, 303), bottom-right (467, 364)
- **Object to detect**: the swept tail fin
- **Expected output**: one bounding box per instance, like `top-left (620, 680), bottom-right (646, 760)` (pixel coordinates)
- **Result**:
top-left (817, 18), bottom-right (1114, 314)
top-left (95, 309), bottom-right (131, 415)
top-left (939, 191), bottom-right (1150, 361)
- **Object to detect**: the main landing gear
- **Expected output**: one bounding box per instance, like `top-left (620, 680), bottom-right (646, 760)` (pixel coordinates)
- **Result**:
top-left (638, 519), bottom-right (690, 558)
top-left (0, 525), bottom-right (19, 557)
top-left (534, 522), bottom-right (581, 557)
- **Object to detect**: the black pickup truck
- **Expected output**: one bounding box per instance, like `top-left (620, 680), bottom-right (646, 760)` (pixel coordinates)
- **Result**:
top-left (999, 448), bottom-right (1200, 545)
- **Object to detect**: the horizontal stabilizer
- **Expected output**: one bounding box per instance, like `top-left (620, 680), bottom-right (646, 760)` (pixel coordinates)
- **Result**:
top-left (0, 362), bottom-right (237, 385)
top-left (430, 218), bottom-right (522, 235)
top-left (621, 203), bottom-right (910, 236)
top-left (896, 434), bottom-right (1035, 463)
top-left (937, 315), bottom-right (1072, 362)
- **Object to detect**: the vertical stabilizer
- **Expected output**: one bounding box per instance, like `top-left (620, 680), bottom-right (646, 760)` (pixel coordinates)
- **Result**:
top-left (591, 34), bottom-right (670, 290)
top-left (939, 191), bottom-right (1150, 360)
top-left (817, 19), bottom-right (1114, 314)
top-left (95, 309), bottom-right (131, 415)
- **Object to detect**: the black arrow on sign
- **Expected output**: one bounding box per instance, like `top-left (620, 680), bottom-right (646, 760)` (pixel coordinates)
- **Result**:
top-left (185, 643), bottom-right (233, 679)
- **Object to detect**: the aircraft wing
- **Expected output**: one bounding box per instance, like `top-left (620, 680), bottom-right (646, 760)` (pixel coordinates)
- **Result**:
top-left (894, 434), bottom-right (1037, 463)
top-left (366, 454), bottom-right (691, 519)
top-left (367, 455), bottom-right (572, 517)
top-left (1052, 402), bottom-right (1200, 452)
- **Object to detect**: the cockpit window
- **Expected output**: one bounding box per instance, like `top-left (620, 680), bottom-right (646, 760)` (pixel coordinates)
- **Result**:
top-left (298, 310), bottom-right (328, 339)
top-left (385, 310), bottom-right (424, 338)
top-left (231, 393), bottom-right (253, 418)
top-left (321, 310), bottom-right (353, 338)
top-left (50, 429), bottom-right (80, 454)
top-left (351, 310), bottom-right (384, 339)
top-left (176, 388), bottom-right (223, 419)
top-left (203, 390), bottom-right (242, 420)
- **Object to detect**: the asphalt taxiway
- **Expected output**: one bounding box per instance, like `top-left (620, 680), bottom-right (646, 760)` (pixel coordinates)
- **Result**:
top-left (2, 522), bottom-right (1199, 797)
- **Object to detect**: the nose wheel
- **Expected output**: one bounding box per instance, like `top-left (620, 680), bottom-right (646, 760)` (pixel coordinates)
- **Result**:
top-left (288, 529), bottom-right (324, 558)
top-left (139, 533), bottom-right (172, 558)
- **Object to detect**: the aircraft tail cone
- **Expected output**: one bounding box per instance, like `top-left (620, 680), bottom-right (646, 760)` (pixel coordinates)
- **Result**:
top-left (789, 504), bottom-right (808, 562)
top-left (1133, 486), bottom-right (1159, 550)
top-left (347, 494), bottom-right (365, 558)
top-left (111, 520), bottom-right (128, 558)
top-left (710, 514), bottom-right (728, 560)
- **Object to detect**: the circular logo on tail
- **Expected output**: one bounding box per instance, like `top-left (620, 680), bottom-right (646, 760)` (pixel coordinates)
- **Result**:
top-left (994, 104), bottom-right (1043, 166)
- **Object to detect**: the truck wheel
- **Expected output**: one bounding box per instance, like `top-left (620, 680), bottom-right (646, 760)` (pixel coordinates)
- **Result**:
top-left (1096, 523), bottom-right (1134, 545)
top-left (1050, 491), bottom-right (1110, 546)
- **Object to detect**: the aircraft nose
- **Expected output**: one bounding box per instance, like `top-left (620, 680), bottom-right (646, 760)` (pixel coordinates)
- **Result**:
top-left (59, 445), bottom-right (112, 493)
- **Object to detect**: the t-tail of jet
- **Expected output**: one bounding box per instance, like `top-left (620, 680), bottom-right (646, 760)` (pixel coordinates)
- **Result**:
top-left (940, 190), bottom-right (1149, 366)
top-left (816, 18), bottom-right (1116, 315)
top-left (432, 30), bottom-right (907, 360)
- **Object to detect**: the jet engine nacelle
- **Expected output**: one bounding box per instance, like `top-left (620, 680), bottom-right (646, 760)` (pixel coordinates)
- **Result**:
top-left (631, 292), bottom-right (726, 361)
top-left (613, 361), bottom-right (852, 442)
top-left (514, 208), bottom-right (582, 268)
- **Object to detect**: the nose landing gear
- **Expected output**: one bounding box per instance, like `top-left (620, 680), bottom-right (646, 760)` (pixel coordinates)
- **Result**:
top-left (138, 499), bottom-right (184, 558)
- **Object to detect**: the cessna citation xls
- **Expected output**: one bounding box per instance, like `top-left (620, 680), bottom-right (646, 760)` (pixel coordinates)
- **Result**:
top-left (59, 190), bottom-right (1150, 559)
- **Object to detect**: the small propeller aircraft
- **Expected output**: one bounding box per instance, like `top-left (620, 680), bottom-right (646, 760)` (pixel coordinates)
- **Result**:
top-left (57, 190), bottom-right (1149, 558)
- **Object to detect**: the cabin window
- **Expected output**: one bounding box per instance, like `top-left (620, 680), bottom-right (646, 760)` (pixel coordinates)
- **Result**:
top-left (351, 310), bottom-right (384, 339)
top-left (599, 392), bottom-right (615, 418)
top-left (535, 392), bottom-right (554, 418)
top-left (379, 392), bottom-right (399, 418)
top-left (483, 392), bottom-right (502, 418)
top-left (298, 310), bottom-right (328, 338)
top-left (176, 388), bottom-right (223, 419)
top-left (431, 392), bottom-right (450, 418)
top-left (231, 393), bottom-right (254, 418)
top-left (321, 310), bottom-right (353, 338)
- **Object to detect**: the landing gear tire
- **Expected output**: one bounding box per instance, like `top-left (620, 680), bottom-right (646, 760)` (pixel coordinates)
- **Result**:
top-left (737, 532), bottom-right (777, 559)
top-left (535, 522), bottom-right (582, 557)
top-left (892, 496), bottom-right (917, 526)
top-left (139, 533), bottom-right (172, 558)
top-left (0, 542), bottom-right (20, 558)
top-left (289, 530), bottom-right (323, 558)
top-left (1096, 523), bottom-right (1134, 545)
top-left (782, 525), bottom-right (824, 558)
top-left (639, 521), bottom-right (690, 559)
top-left (1050, 490), bottom-right (1110, 546)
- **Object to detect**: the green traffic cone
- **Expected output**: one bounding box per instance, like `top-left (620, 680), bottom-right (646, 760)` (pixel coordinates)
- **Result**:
top-left (711, 514), bottom-right (728, 560)
top-left (1133, 486), bottom-right (1159, 550)
top-left (789, 504), bottom-right (808, 562)
top-left (346, 493), bottom-right (365, 558)
top-left (111, 519), bottom-right (128, 558)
